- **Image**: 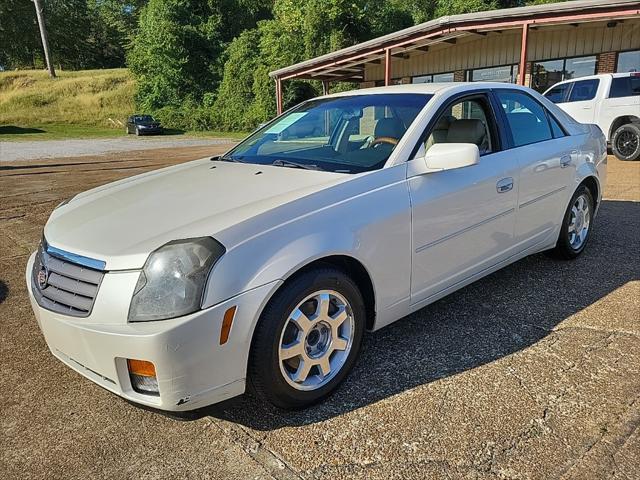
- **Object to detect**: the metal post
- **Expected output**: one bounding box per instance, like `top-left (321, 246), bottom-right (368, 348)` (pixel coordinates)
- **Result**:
top-left (275, 77), bottom-right (283, 115)
top-left (518, 22), bottom-right (529, 86)
top-left (384, 48), bottom-right (392, 86)
top-left (32, 0), bottom-right (56, 78)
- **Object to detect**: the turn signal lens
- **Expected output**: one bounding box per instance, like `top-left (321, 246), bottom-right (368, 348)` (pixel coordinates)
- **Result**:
top-left (127, 359), bottom-right (159, 396)
top-left (127, 359), bottom-right (156, 377)
top-left (220, 306), bottom-right (237, 345)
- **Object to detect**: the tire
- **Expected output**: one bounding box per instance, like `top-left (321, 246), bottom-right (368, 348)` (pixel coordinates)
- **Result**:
top-left (612, 123), bottom-right (640, 161)
top-left (248, 266), bottom-right (365, 409)
top-left (548, 185), bottom-right (594, 260)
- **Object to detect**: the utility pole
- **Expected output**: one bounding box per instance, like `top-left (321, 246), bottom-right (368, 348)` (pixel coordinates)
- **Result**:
top-left (32, 0), bottom-right (56, 78)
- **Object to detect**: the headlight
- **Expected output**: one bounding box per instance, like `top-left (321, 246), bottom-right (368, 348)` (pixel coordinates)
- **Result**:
top-left (128, 237), bottom-right (225, 322)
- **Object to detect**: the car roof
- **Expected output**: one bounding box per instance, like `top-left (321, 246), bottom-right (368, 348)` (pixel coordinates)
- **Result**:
top-left (547, 72), bottom-right (639, 88)
top-left (324, 82), bottom-right (531, 98)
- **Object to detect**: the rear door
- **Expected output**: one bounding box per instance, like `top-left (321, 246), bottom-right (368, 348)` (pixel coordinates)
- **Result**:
top-left (494, 89), bottom-right (577, 250)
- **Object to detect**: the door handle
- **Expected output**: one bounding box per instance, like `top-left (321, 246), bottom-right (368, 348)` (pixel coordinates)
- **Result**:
top-left (560, 155), bottom-right (572, 168)
top-left (496, 177), bottom-right (514, 193)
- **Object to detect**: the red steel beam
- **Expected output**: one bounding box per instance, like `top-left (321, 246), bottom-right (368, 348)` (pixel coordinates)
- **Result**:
top-left (275, 77), bottom-right (283, 115)
top-left (384, 48), bottom-right (391, 86)
top-left (518, 21), bottom-right (530, 85)
top-left (277, 6), bottom-right (640, 81)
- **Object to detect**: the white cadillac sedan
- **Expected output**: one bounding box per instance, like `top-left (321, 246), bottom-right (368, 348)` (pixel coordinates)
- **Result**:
top-left (27, 83), bottom-right (607, 411)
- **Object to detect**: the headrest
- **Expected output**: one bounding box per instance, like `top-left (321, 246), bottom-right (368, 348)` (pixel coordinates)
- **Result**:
top-left (446, 119), bottom-right (486, 145)
top-left (374, 118), bottom-right (404, 139)
top-left (434, 114), bottom-right (456, 130)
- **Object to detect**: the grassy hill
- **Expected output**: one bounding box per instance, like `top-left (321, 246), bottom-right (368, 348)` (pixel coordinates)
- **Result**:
top-left (0, 69), bottom-right (135, 129)
top-left (0, 69), bottom-right (247, 141)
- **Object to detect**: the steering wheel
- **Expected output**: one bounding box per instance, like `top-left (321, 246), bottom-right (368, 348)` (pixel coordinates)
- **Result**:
top-left (370, 136), bottom-right (399, 147)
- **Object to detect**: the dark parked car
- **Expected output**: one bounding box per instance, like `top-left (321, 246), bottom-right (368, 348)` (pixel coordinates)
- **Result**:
top-left (126, 115), bottom-right (163, 136)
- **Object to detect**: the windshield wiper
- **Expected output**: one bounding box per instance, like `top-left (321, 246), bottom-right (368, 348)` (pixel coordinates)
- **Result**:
top-left (211, 154), bottom-right (245, 163)
top-left (271, 159), bottom-right (323, 171)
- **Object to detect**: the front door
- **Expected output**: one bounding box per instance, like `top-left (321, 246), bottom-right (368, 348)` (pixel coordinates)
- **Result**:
top-left (408, 93), bottom-right (519, 305)
top-left (556, 78), bottom-right (600, 125)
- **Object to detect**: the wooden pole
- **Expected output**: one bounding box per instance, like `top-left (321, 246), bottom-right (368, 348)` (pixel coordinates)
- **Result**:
top-left (33, 0), bottom-right (56, 78)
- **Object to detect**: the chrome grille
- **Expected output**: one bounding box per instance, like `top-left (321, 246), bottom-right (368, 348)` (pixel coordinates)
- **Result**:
top-left (31, 242), bottom-right (105, 317)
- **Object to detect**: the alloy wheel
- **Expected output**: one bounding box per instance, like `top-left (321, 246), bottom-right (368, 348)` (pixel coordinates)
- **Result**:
top-left (568, 194), bottom-right (591, 250)
top-left (616, 130), bottom-right (639, 158)
top-left (278, 290), bottom-right (354, 391)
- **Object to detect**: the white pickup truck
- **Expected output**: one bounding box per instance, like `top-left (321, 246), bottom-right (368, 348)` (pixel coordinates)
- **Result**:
top-left (544, 73), bottom-right (640, 161)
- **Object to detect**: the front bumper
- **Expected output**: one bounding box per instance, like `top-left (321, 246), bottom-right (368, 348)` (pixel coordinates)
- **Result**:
top-left (26, 253), bottom-right (281, 411)
top-left (137, 127), bottom-right (163, 135)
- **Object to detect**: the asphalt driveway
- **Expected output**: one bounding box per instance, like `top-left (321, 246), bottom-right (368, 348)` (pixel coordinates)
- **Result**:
top-left (1, 148), bottom-right (638, 479)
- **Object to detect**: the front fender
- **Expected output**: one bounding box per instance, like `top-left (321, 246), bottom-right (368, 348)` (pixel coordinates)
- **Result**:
top-left (202, 165), bottom-right (413, 330)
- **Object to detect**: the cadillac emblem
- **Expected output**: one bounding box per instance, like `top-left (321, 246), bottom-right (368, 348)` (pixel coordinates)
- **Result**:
top-left (37, 266), bottom-right (49, 289)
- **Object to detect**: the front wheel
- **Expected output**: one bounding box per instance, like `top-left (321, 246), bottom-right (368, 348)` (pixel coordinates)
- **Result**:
top-left (548, 185), bottom-right (594, 260)
top-left (612, 123), bottom-right (640, 161)
top-left (248, 266), bottom-right (365, 409)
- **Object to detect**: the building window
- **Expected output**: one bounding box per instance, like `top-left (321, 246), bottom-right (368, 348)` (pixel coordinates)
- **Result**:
top-left (411, 72), bottom-right (454, 84)
top-left (467, 64), bottom-right (519, 83)
top-left (564, 56), bottom-right (597, 79)
top-left (531, 55), bottom-right (597, 92)
top-left (374, 78), bottom-right (403, 87)
top-left (617, 50), bottom-right (640, 73)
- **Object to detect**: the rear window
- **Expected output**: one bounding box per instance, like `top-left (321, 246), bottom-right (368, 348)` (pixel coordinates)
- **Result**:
top-left (609, 75), bottom-right (640, 98)
top-left (496, 90), bottom-right (553, 147)
top-left (568, 79), bottom-right (599, 102)
top-left (544, 83), bottom-right (571, 103)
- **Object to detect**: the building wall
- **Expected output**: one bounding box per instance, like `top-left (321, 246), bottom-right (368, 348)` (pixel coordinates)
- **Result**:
top-left (363, 19), bottom-right (640, 83)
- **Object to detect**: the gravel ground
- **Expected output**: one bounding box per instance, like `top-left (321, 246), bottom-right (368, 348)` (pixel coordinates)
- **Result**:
top-left (0, 149), bottom-right (638, 480)
top-left (0, 136), bottom-right (235, 162)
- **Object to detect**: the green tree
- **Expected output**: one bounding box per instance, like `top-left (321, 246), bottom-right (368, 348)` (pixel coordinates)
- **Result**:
top-left (128, 0), bottom-right (272, 112)
top-left (0, 0), bottom-right (40, 68)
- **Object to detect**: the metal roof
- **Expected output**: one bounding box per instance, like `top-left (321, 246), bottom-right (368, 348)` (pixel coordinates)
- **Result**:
top-left (270, 0), bottom-right (640, 81)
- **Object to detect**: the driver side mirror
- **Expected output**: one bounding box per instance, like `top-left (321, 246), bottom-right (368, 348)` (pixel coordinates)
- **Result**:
top-left (408, 143), bottom-right (479, 177)
top-left (424, 143), bottom-right (480, 171)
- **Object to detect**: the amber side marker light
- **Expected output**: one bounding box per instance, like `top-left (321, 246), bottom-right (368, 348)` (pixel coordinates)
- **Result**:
top-left (220, 306), bottom-right (237, 345)
top-left (127, 359), bottom-right (159, 396)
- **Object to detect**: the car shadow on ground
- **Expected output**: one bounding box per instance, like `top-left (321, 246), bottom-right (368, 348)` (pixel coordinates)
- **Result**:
top-left (0, 126), bottom-right (46, 135)
top-left (0, 281), bottom-right (8, 304)
top-left (164, 199), bottom-right (638, 428)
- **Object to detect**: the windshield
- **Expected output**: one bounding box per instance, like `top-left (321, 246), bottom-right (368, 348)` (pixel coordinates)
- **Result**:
top-left (134, 115), bottom-right (155, 123)
top-left (224, 93), bottom-right (432, 173)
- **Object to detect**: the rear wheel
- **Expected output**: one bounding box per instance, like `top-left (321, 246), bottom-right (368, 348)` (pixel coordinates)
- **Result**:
top-left (248, 266), bottom-right (365, 409)
top-left (548, 185), bottom-right (594, 260)
top-left (612, 123), bottom-right (640, 161)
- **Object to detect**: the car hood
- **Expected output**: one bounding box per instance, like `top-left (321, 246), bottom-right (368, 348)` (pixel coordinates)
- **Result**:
top-left (44, 159), bottom-right (347, 270)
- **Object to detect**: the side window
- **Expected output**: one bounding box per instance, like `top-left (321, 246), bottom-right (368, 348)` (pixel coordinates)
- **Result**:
top-left (544, 83), bottom-right (571, 103)
top-left (609, 76), bottom-right (640, 98)
top-left (568, 79), bottom-right (599, 102)
top-left (548, 113), bottom-right (566, 138)
top-left (424, 96), bottom-right (496, 156)
top-left (496, 90), bottom-right (553, 147)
